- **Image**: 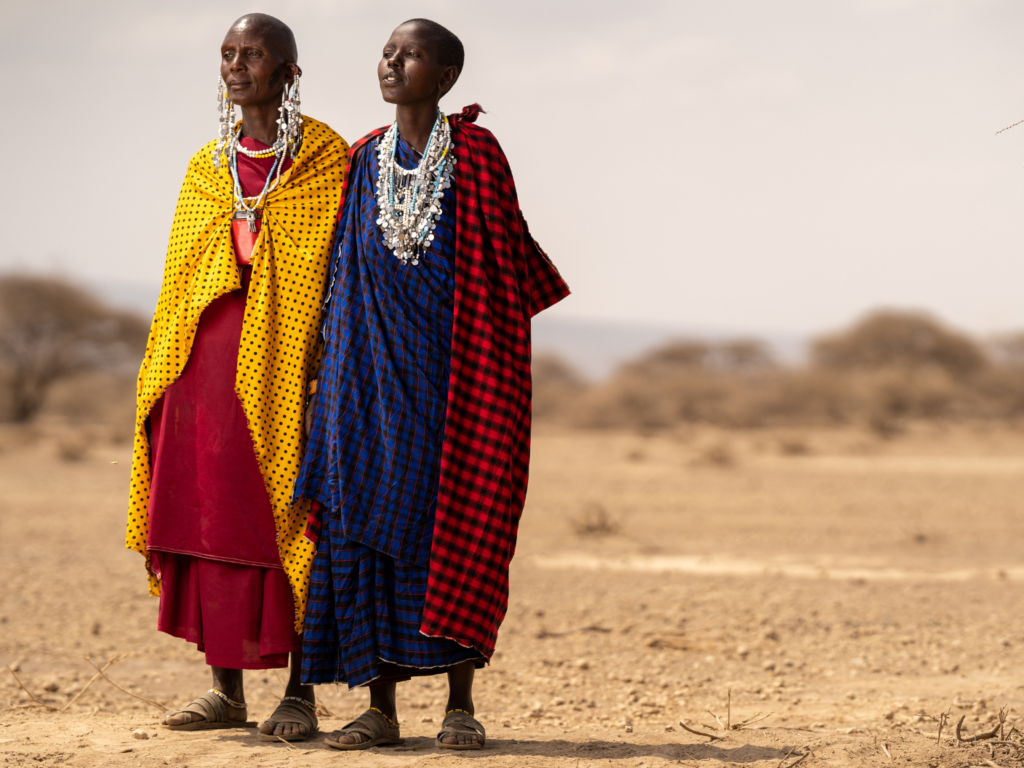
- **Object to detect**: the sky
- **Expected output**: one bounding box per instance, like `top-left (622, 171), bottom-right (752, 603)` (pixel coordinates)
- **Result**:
top-left (3, 0), bottom-right (1024, 337)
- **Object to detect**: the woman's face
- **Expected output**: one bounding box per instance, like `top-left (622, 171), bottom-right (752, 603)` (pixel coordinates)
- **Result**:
top-left (220, 22), bottom-right (292, 108)
top-left (378, 23), bottom-right (456, 107)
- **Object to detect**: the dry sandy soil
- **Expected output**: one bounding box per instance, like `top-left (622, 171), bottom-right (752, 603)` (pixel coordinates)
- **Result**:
top-left (3, 422), bottom-right (1024, 767)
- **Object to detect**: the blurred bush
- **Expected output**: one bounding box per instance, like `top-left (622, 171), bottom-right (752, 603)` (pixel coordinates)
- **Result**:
top-left (0, 275), bottom-right (148, 423)
top-left (535, 310), bottom-right (1024, 435)
top-left (7, 277), bottom-right (1024, 440)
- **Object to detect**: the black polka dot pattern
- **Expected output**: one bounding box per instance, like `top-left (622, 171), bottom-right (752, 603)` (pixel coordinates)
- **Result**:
top-left (126, 117), bottom-right (348, 629)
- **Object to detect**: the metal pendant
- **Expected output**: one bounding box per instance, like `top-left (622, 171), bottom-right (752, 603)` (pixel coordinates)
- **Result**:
top-left (246, 210), bottom-right (258, 232)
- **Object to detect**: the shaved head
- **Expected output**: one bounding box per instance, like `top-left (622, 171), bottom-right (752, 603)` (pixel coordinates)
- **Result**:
top-left (229, 13), bottom-right (298, 63)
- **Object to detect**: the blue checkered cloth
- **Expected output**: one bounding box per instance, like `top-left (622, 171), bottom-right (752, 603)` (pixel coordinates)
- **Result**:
top-left (296, 133), bottom-right (481, 686)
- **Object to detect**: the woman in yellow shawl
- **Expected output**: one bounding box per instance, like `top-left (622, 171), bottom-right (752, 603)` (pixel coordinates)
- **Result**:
top-left (126, 14), bottom-right (347, 741)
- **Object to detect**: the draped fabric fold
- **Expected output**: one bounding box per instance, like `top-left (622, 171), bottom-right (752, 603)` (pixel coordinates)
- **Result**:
top-left (127, 117), bottom-right (348, 630)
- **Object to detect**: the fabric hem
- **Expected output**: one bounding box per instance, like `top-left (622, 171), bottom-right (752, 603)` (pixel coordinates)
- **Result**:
top-left (418, 628), bottom-right (493, 663)
top-left (147, 546), bottom-right (283, 570)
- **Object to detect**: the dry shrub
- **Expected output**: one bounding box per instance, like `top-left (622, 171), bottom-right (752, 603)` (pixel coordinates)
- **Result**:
top-left (812, 310), bottom-right (987, 378)
top-left (778, 436), bottom-right (811, 455)
top-left (692, 441), bottom-right (735, 467)
top-left (41, 371), bottom-right (138, 443)
top-left (0, 275), bottom-right (148, 422)
top-left (543, 312), bottom-right (1024, 434)
top-left (56, 429), bottom-right (94, 462)
top-left (532, 354), bottom-right (587, 423)
top-left (570, 502), bottom-right (620, 536)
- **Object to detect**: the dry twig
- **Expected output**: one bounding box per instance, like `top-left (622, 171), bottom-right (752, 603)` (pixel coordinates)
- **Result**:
top-left (996, 119), bottom-right (1024, 136)
top-left (5, 664), bottom-right (58, 711)
top-left (62, 654), bottom-right (127, 711)
top-left (957, 708), bottom-right (1009, 744)
top-left (881, 742), bottom-right (893, 761)
top-left (679, 720), bottom-right (724, 742)
top-left (274, 734), bottom-right (296, 751)
top-left (706, 688), bottom-right (772, 731)
top-left (933, 708), bottom-right (951, 745)
top-left (83, 655), bottom-right (168, 712)
top-left (776, 746), bottom-right (810, 768)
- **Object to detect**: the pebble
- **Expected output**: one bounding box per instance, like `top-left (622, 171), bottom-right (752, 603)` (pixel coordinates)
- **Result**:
top-left (131, 730), bottom-right (149, 740)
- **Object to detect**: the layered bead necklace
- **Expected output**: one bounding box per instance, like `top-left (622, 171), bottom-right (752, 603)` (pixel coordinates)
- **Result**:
top-left (228, 128), bottom-right (285, 232)
top-left (375, 111), bottom-right (455, 265)
top-left (218, 78), bottom-right (302, 232)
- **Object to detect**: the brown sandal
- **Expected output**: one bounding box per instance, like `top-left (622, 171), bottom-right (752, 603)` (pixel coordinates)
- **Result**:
top-left (436, 710), bottom-right (485, 750)
top-left (324, 707), bottom-right (400, 750)
top-left (162, 690), bottom-right (256, 731)
top-left (256, 696), bottom-right (319, 742)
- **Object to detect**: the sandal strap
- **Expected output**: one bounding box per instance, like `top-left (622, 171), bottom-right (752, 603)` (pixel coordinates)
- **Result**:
top-left (337, 708), bottom-right (398, 740)
top-left (438, 711), bottom-right (485, 741)
top-left (266, 699), bottom-right (319, 730)
top-left (172, 691), bottom-right (228, 724)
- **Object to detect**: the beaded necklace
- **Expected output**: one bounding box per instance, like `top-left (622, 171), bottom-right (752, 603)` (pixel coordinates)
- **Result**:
top-left (374, 111), bottom-right (455, 265)
top-left (228, 130), bottom-right (285, 232)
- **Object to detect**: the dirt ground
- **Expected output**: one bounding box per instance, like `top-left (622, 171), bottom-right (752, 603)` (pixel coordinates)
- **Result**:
top-left (3, 422), bottom-right (1024, 767)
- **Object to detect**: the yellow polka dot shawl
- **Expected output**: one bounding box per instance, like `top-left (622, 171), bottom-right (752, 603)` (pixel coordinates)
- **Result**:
top-left (126, 117), bottom-right (348, 630)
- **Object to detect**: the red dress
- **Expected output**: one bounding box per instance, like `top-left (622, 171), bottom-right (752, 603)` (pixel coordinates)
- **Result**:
top-left (147, 139), bottom-right (298, 670)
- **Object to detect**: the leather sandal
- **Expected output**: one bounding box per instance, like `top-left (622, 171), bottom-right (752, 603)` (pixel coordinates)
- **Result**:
top-left (324, 707), bottom-right (400, 750)
top-left (256, 696), bottom-right (319, 742)
top-left (436, 710), bottom-right (485, 750)
top-left (162, 690), bottom-right (256, 731)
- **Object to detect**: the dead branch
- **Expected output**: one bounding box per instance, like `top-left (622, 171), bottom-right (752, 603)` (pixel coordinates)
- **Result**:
top-left (5, 664), bottom-right (58, 712)
top-left (706, 688), bottom-right (772, 731)
top-left (776, 746), bottom-right (797, 768)
top-left (997, 119), bottom-right (1024, 136)
top-left (83, 655), bottom-right (168, 712)
top-left (315, 696), bottom-right (335, 718)
top-left (679, 720), bottom-right (724, 742)
top-left (776, 746), bottom-right (810, 768)
top-left (274, 734), bottom-right (296, 751)
top-left (957, 708), bottom-right (1009, 744)
top-left (62, 654), bottom-right (127, 711)
top-left (707, 709), bottom-right (727, 729)
top-left (935, 709), bottom-right (950, 745)
top-left (735, 712), bottom-right (774, 728)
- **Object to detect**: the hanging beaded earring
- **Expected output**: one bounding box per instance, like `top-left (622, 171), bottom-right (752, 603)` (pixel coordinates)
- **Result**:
top-left (275, 72), bottom-right (303, 160)
top-left (212, 76), bottom-right (235, 170)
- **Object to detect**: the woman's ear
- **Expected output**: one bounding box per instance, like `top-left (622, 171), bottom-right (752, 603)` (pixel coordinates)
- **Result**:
top-left (439, 65), bottom-right (459, 97)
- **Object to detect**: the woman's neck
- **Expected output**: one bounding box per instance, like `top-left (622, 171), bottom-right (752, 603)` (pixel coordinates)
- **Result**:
top-left (239, 101), bottom-right (280, 146)
top-left (395, 101), bottom-right (440, 154)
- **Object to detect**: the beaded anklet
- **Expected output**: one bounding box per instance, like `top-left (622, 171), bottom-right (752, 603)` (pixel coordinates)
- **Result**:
top-left (208, 689), bottom-right (246, 709)
top-left (282, 695), bottom-right (317, 712)
top-left (446, 708), bottom-right (472, 717)
top-left (369, 707), bottom-right (399, 727)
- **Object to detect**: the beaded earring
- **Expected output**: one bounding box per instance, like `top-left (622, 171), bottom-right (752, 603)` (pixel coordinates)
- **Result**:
top-left (212, 76), bottom-right (236, 170)
top-left (276, 72), bottom-right (303, 160)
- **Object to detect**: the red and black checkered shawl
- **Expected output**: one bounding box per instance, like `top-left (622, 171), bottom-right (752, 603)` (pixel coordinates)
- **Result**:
top-left (337, 104), bottom-right (570, 658)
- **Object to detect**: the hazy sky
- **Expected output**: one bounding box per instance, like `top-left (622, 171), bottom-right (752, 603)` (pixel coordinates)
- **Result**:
top-left (3, 0), bottom-right (1024, 335)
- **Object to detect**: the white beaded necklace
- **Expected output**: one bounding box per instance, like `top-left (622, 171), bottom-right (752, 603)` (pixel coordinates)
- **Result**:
top-left (229, 127), bottom-right (285, 232)
top-left (375, 111), bottom-right (455, 266)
